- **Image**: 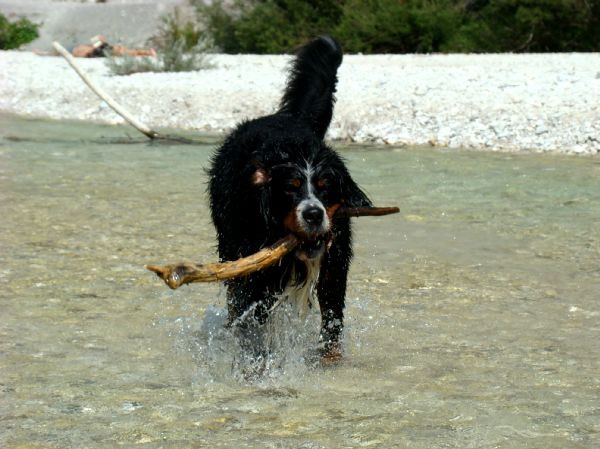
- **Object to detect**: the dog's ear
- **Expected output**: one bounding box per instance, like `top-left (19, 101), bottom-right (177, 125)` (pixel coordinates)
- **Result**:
top-left (246, 160), bottom-right (273, 226)
top-left (279, 36), bottom-right (343, 139)
top-left (342, 177), bottom-right (372, 208)
top-left (251, 167), bottom-right (270, 186)
top-left (249, 160), bottom-right (271, 186)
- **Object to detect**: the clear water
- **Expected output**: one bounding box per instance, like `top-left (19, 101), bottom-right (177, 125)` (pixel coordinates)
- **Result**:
top-left (1, 114), bottom-right (598, 448)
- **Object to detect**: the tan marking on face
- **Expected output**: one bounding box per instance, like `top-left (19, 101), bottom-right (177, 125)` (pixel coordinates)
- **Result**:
top-left (284, 209), bottom-right (303, 235)
top-left (326, 203), bottom-right (341, 221)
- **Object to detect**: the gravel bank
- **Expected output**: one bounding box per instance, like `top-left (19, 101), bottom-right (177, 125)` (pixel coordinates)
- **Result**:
top-left (1, 50), bottom-right (599, 154)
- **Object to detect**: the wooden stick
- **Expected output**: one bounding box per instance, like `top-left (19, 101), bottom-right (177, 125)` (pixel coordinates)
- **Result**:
top-left (146, 235), bottom-right (299, 289)
top-left (52, 41), bottom-right (162, 140)
top-left (337, 206), bottom-right (400, 217)
top-left (146, 206), bottom-right (399, 289)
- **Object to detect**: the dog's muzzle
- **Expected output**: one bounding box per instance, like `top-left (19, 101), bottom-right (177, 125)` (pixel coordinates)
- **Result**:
top-left (302, 206), bottom-right (324, 227)
top-left (295, 201), bottom-right (330, 261)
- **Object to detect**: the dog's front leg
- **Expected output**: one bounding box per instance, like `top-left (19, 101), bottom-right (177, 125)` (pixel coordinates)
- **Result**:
top-left (225, 276), bottom-right (278, 326)
top-left (317, 218), bottom-right (352, 361)
top-left (226, 276), bottom-right (278, 362)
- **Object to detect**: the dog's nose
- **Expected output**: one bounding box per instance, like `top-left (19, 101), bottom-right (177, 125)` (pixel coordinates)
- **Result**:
top-left (302, 207), bottom-right (324, 225)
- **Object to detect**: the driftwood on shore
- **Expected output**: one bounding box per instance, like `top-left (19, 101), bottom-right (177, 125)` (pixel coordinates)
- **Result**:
top-left (146, 206), bottom-right (399, 289)
top-left (53, 41), bottom-right (162, 140)
top-left (53, 41), bottom-right (208, 144)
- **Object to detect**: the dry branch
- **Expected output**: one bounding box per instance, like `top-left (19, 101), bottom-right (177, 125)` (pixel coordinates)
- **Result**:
top-left (146, 235), bottom-right (300, 289)
top-left (337, 206), bottom-right (400, 217)
top-left (146, 206), bottom-right (399, 289)
top-left (52, 41), bottom-right (162, 140)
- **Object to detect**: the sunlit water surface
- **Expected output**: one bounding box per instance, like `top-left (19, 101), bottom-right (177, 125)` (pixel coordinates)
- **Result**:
top-left (1, 115), bottom-right (599, 448)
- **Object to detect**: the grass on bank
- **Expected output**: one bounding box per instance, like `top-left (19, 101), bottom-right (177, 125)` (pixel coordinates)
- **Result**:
top-left (0, 13), bottom-right (39, 50)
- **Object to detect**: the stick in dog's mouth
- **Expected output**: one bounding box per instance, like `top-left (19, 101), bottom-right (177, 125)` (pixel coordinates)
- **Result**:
top-left (146, 206), bottom-right (399, 289)
top-left (295, 233), bottom-right (330, 261)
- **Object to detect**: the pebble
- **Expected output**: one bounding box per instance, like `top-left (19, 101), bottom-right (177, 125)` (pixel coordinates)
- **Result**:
top-left (1, 51), bottom-right (599, 155)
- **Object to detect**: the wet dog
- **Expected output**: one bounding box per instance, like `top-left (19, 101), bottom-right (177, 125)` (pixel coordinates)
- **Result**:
top-left (208, 36), bottom-right (371, 358)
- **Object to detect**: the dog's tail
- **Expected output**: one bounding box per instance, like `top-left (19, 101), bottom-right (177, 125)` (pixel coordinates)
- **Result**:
top-left (279, 36), bottom-right (343, 139)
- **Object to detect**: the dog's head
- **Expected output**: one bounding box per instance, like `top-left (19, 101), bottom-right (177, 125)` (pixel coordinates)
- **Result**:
top-left (266, 158), bottom-right (335, 261)
top-left (250, 136), bottom-right (370, 261)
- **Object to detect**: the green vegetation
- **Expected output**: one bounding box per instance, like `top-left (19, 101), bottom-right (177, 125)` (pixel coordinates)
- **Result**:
top-left (107, 7), bottom-right (213, 75)
top-left (334, 0), bottom-right (465, 53)
top-left (457, 0), bottom-right (600, 52)
top-left (199, 0), bottom-right (343, 53)
top-left (193, 0), bottom-right (600, 54)
top-left (0, 13), bottom-right (39, 50)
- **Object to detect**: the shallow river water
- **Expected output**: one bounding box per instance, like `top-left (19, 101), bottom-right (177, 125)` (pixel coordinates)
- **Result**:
top-left (1, 115), bottom-right (599, 448)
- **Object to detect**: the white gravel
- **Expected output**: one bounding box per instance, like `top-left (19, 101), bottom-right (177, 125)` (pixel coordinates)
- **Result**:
top-left (1, 50), bottom-right (599, 154)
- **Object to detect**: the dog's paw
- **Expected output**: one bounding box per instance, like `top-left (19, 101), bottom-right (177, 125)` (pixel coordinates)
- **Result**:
top-left (320, 342), bottom-right (343, 366)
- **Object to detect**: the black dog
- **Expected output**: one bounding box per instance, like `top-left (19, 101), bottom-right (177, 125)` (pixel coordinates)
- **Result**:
top-left (208, 36), bottom-right (371, 357)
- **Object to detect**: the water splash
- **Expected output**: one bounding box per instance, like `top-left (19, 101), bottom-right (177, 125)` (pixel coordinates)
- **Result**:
top-left (176, 304), bottom-right (324, 385)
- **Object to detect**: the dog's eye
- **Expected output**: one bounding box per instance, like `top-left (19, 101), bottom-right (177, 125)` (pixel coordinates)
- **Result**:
top-left (316, 178), bottom-right (329, 190)
top-left (285, 178), bottom-right (302, 191)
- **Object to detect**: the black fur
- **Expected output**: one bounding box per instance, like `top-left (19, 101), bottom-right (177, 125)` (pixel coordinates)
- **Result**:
top-left (208, 36), bottom-right (371, 351)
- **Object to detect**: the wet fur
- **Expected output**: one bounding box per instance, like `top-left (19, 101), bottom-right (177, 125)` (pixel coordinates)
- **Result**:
top-left (208, 36), bottom-right (371, 351)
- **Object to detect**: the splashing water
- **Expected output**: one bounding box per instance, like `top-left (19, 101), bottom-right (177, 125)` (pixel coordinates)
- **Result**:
top-left (170, 301), bottom-right (323, 384)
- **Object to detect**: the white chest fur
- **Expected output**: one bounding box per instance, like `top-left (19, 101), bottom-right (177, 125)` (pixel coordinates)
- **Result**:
top-left (275, 257), bottom-right (322, 319)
